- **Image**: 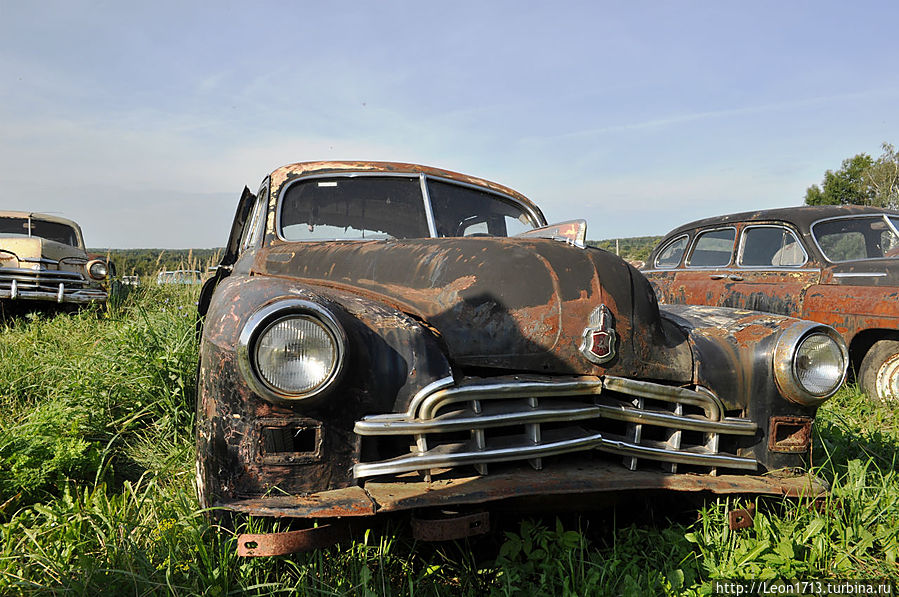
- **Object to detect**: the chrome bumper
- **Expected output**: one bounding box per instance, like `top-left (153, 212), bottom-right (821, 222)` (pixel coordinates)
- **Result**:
top-left (354, 375), bottom-right (758, 479)
top-left (0, 267), bottom-right (107, 304)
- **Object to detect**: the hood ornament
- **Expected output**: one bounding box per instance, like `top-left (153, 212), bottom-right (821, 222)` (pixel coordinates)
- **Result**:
top-left (580, 305), bottom-right (617, 364)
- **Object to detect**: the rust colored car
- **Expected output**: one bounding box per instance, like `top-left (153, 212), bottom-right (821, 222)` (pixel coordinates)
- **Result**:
top-left (643, 206), bottom-right (899, 402)
top-left (0, 211), bottom-right (110, 311)
top-left (196, 162), bottom-right (848, 556)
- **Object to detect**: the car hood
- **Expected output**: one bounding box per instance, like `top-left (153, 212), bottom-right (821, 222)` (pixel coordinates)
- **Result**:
top-left (255, 238), bottom-right (691, 381)
top-left (823, 258), bottom-right (899, 286)
top-left (0, 236), bottom-right (87, 273)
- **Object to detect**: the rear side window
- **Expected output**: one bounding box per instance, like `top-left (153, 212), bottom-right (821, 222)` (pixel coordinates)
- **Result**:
top-left (813, 216), bottom-right (899, 261)
top-left (686, 228), bottom-right (736, 267)
top-left (740, 226), bottom-right (807, 267)
top-left (654, 235), bottom-right (688, 268)
top-left (427, 180), bottom-right (537, 237)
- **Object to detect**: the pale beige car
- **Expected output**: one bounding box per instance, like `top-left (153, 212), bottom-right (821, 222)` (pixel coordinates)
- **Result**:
top-left (0, 211), bottom-right (110, 308)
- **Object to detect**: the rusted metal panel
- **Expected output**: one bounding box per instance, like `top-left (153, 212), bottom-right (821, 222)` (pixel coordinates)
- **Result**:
top-left (222, 486), bottom-right (376, 518)
top-left (236, 523), bottom-right (349, 557)
top-left (728, 503), bottom-right (756, 530)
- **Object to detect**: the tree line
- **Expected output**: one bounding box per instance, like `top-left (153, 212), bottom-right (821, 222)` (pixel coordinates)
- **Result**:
top-left (805, 142), bottom-right (899, 208)
top-left (89, 248), bottom-right (223, 278)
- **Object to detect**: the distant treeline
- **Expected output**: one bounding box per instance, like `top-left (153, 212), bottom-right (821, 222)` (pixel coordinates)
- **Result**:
top-left (92, 238), bottom-right (660, 278)
top-left (587, 236), bottom-right (662, 264)
top-left (91, 248), bottom-right (223, 278)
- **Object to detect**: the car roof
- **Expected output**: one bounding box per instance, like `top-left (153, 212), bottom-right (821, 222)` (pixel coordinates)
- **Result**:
top-left (0, 210), bottom-right (82, 229)
top-left (663, 205), bottom-right (899, 237)
top-left (269, 161), bottom-right (546, 224)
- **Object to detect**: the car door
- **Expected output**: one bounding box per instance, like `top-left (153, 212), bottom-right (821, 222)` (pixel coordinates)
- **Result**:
top-left (717, 224), bottom-right (821, 317)
top-left (667, 226), bottom-right (738, 306)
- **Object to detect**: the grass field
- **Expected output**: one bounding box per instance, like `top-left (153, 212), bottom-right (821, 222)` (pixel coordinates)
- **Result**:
top-left (0, 286), bottom-right (897, 595)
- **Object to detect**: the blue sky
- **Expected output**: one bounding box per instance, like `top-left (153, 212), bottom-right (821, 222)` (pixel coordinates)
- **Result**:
top-left (2, 1), bottom-right (897, 248)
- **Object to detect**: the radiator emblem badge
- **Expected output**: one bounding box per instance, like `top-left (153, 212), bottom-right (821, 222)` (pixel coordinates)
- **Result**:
top-left (580, 305), bottom-right (617, 364)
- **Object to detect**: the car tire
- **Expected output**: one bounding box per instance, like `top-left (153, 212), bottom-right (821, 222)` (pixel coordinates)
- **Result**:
top-left (859, 339), bottom-right (899, 401)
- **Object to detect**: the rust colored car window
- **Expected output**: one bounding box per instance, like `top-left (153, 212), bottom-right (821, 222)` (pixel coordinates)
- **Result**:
top-left (427, 180), bottom-right (537, 237)
top-left (813, 216), bottom-right (899, 262)
top-left (280, 177), bottom-right (429, 241)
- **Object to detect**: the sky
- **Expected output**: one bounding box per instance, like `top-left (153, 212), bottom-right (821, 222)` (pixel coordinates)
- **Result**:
top-left (1, 1), bottom-right (898, 248)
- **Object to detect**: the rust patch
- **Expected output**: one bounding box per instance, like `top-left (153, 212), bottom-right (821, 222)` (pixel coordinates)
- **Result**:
top-left (768, 416), bottom-right (812, 453)
top-left (411, 511), bottom-right (490, 541)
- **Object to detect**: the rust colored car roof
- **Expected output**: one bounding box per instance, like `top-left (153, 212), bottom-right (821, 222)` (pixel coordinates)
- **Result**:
top-left (269, 160), bottom-right (545, 223)
top-left (663, 205), bottom-right (899, 237)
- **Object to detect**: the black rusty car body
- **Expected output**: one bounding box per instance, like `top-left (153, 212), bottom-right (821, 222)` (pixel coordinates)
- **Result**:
top-left (196, 162), bottom-right (849, 556)
top-left (643, 206), bottom-right (899, 402)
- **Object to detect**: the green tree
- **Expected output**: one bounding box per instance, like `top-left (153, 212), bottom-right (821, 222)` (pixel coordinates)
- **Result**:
top-left (805, 153), bottom-right (875, 206)
top-left (805, 142), bottom-right (899, 208)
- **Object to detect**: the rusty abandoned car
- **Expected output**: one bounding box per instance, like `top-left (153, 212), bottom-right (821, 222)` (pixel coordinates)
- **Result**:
top-left (643, 206), bottom-right (899, 402)
top-left (0, 211), bottom-right (110, 311)
top-left (196, 162), bottom-right (849, 556)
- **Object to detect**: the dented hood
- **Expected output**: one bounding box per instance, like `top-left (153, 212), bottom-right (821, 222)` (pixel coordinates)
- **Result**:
top-left (256, 238), bottom-right (690, 381)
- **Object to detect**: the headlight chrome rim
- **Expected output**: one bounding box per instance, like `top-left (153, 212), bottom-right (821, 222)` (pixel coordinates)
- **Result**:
top-left (773, 322), bottom-right (848, 406)
top-left (86, 259), bottom-right (108, 280)
top-left (237, 299), bottom-right (347, 403)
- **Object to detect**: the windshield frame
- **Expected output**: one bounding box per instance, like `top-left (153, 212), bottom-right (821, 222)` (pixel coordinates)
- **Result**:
top-left (810, 213), bottom-right (899, 263)
top-left (274, 172), bottom-right (543, 243)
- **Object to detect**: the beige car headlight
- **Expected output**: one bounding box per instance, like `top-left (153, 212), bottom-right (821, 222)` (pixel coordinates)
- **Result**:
top-left (238, 300), bottom-right (346, 402)
top-left (86, 259), bottom-right (109, 280)
top-left (773, 322), bottom-right (848, 406)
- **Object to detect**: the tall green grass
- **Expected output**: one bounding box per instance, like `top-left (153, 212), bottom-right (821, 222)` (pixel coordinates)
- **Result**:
top-left (0, 288), bottom-right (897, 595)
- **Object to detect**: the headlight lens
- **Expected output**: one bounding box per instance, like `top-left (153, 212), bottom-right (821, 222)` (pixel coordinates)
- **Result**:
top-left (793, 333), bottom-right (845, 396)
top-left (255, 315), bottom-right (338, 394)
top-left (87, 260), bottom-right (108, 280)
top-left (773, 322), bottom-right (848, 406)
top-left (237, 299), bottom-right (347, 402)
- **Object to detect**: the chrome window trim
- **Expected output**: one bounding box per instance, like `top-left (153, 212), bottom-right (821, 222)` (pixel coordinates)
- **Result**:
top-left (419, 173), bottom-right (438, 237)
top-left (652, 233), bottom-right (690, 270)
top-left (810, 213), bottom-right (899, 263)
top-left (737, 224), bottom-right (809, 269)
top-left (273, 171), bottom-right (545, 242)
top-left (832, 272), bottom-right (888, 278)
top-left (684, 226), bottom-right (737, 269)
top-left (274, 172), bottom-right (424, 242)
top-left (423, 174), bottom-right (546, 230)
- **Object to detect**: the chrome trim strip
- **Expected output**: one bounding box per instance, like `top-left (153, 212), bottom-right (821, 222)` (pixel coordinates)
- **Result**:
top-left (832, 272), bottom-right (888, 278)
top-left (416, 378), bottom-right (604, 420)
top-left (595, 404), bottom-right (756, 435)
top-left (602, 376), bottom-right (725, 421)
top-left (597, 439), bottom-right (757, 470)
top-left (356, 404), bottom-right (603, 435)
top-left (419, 173), bottom-right (438, 238)
top-left (354, 432), bottom-right (605, 478)
top-left (0, 267), bottom-right (85, 280)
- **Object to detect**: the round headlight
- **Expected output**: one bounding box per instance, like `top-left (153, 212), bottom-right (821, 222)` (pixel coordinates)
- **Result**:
top-left (237, 300), bottom-right (347, 402)
top-left (87, 260), bottom-right (108, 280)
top-left (793, 333), bottom-right (845, 396)
top-left (773, 322), bottom-right (848, 406)
top-left (255, 315), bottom-right (338, 394)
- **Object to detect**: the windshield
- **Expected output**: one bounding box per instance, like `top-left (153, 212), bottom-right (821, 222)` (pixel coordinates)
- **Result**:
top-left (280, 177), bottom-right (429, 241)
top-left (0, 217), bottom-right (80, 246)
top-left (812, 215), bottom-right (899, 261)
top-left (427, 179), bottom-right (538, 237)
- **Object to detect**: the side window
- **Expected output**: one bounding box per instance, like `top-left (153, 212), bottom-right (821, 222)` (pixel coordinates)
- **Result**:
top-left (654, 235), bottom-right (688, 268)
top-left (740, 226), bottom-right (807, 267)
top-left (427, 179), bottom-right (538, 237)
top-left (686, 228), bottom-right (736, 267)
top-left (240, 184), bottom-right (268, 252)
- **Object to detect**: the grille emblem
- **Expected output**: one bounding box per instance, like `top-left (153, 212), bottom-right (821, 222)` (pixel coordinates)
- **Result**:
top-left (580, 305), bottom-right (617, 364)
